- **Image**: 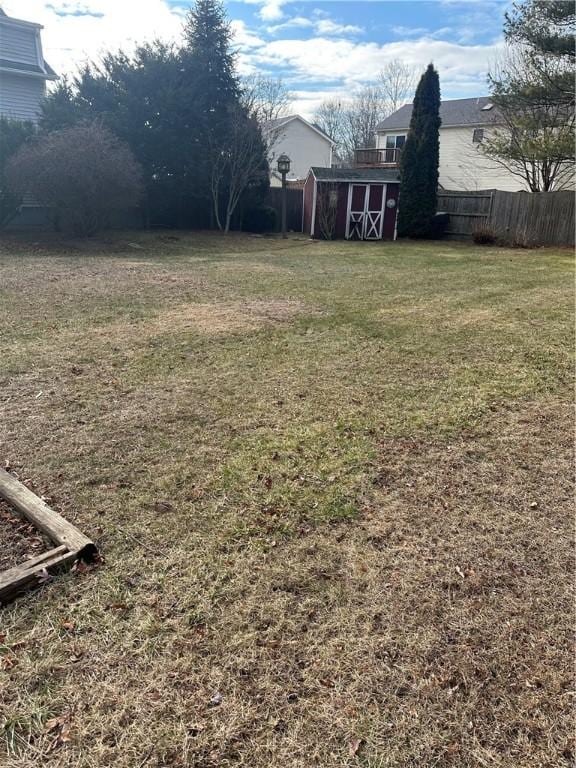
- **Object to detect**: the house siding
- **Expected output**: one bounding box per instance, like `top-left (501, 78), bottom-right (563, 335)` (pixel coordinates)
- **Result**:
top-left (0, 71), bottom-right (45, 121)
top-left (377, 126), bottom-right (529, 192)
top-left (0, 25), bottom-right (38, 66)
top-left (269, 119), bottom-right (333, 186)
top-left (378, 125), bottom-right (575, 192)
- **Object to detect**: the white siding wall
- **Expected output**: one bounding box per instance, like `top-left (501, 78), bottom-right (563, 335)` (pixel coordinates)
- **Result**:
top-left (268, 119), bottom-right (332, 186)
top-left (0, 25), bottom-right (38, 66)
top-left (0, 72), bottom-right (46, 121)
top-left (377, 126), bottom-right (528, 191)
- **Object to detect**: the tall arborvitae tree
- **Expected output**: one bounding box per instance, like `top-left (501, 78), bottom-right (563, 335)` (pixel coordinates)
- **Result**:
top-left (397, 64), bottom-right (441, 238)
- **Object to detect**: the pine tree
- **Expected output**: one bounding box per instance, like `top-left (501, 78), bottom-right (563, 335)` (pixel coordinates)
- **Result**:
top-left (182, 0), bottom-right (239, 116)
top-left (397, 64), bottom-right (441, 238)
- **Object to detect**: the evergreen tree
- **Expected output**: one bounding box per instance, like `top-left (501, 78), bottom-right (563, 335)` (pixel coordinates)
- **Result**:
top-left (39, 0), bottom-right (268, 229)
top-left (182, 0), bottom-right (239, 113)
top-left (481, 1), bottom-right (574, 192)
top-left (397, 64), bottom-right (441, 239)
top-left (503, 0), bottom-right (574, 106)
top-left (180, 0), bottom-right (242, 216)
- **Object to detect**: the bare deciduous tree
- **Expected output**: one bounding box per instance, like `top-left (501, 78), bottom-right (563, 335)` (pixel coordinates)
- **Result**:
top-left (7, 121), bottom-right (143, 236)
top-left (241, 74), bottom-right (293, 123)
top-left (209, 108), bottom-right (269, 233)
top-left (314, 60), bottom-right (417, 165)
top-left (482, 46), bottom-right (574, 191)
top-left (379, 59), bottom-right (418, 112)
top-left (316, 182), bottom-right (339, 239)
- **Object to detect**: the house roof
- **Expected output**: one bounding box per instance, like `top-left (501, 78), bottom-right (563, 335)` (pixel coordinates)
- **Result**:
top-left (376, 96), bottom-right (500, 131)
top-left (310, 167), bottom-right (401, 183)
top-left (0, 9), bottom-right (57, 79)
top-left (0, 58), bottom-right (57, 77)
top-left (263, 114), bottom-right (336, 145)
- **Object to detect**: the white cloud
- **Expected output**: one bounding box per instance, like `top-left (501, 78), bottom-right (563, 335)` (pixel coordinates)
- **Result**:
top-left (267, 16), bottom-right (314, 34)
top-left (267, 15), bottom-right (363, 37)
top-left (247, 35), bottom-right (501, 100)
top-left (3, 0), bottom-right (185, 74)
top-left (230, 19), bottom-right (266, 51)
top-left (242, 0), bottom-right (288, 22)
top-left (315, 19), bottom-right (363, 36)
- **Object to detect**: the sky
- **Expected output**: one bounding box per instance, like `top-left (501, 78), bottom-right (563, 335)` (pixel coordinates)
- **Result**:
top-left (3, 0), bottom-right (511, 118)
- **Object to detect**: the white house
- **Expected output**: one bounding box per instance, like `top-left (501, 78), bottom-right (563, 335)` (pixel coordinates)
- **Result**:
top-left (364, 96), bottom-right (529, 192)
top-left (262, 114), bottom-right (335, 187)
top-left (0, 8), bottom-right (57, 123)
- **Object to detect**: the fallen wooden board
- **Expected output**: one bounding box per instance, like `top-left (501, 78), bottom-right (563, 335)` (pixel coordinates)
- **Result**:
top-left (0, 545), bottom-right (77, 603)
top-left (0, 468), bottom-right (97, 604)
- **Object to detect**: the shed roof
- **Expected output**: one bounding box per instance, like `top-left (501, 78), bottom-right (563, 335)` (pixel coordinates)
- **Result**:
top-left (376, 96), bottom-right (499, 131)
top-left (310, 167), bottom-right (401, 182)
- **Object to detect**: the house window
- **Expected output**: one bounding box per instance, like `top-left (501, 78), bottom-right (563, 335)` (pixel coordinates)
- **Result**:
top-left (472, 128), bottom-right (484, 143)
top-left (385, 134), bottom-right (406, 149)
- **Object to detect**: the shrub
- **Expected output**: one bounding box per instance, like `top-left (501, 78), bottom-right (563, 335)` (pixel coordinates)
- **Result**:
top-left (7, 121), bottom-right (143, 236)
top-left (243, 205), bottom-right (277, 233)
top-left (428, 212), bottom-right (450, 240)
top-left (0, 118), bottom-right (35, 229)
top-left (472, 224), bottom-right (497, 245)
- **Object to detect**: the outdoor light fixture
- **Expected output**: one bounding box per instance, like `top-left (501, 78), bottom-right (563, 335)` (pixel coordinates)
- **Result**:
top-left (277, 154), bottom-right (291, 239)
top-left (277, 154), bottom-right (291, 175)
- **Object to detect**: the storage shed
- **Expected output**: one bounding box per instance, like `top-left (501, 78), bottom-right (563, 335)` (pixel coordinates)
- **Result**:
top-left (303, 167), bottom-right (401, 240)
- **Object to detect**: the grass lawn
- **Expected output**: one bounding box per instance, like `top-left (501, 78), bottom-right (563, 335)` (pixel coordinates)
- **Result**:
top-left (0, 232), bottom-right (573, 768)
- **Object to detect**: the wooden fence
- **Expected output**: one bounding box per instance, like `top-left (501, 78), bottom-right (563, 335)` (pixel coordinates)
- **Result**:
top-left (438, 189), bottom-right (575, 247)
top-left (266, 187), bottom-right (303, 233)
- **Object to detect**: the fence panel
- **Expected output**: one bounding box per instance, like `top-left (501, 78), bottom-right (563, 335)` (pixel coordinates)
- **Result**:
top-left (439, 188), bottom-right (574, 247)
top-left (266, 187), bottom-right (304, 233)
top-left (438, 191), bottom-right (492, 238)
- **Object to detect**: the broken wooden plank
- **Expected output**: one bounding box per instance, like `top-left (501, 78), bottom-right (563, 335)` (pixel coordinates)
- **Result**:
top-left (0, 468), bottom-right (96, 561)
top-left (0, 545), bottom-right (77, 603)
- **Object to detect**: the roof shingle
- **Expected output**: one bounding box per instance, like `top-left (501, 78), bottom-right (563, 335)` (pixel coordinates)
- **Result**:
top-left (310, 167), bottom-right (400, 182)
top-left (376, 96), bottom-right (500, 132)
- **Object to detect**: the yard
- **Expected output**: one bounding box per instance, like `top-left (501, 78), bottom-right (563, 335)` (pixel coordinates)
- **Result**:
top-left (0, 232), bottom-right (573, 768)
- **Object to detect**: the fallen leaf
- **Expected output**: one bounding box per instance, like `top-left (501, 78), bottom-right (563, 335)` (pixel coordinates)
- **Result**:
top-left (348, 738), bottom-right (362, 757)
top-left (72, 560), bottom-right (91, 575)
top-left (154, 500), bottom-right (174, 513)
top-left (208, 692), bottom-right (223, 707)
top-left (45, 712), bottom-right (73, 752)
top-left (36, 568), bottom-right (52, 585)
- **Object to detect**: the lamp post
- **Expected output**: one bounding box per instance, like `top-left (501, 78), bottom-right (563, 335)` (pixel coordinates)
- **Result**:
top-left (277, 153), bottom-right (291, 239)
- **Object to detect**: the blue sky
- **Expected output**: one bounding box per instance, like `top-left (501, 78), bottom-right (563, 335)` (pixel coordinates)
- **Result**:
top-left (8, 1), bottom-right (511, 116)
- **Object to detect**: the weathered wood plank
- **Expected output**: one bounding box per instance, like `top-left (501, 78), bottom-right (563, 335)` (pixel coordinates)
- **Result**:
top-left (0, 468), bottom-right (96, 560)
top-left (439, 188), bottom-right (575, 245)
top-left (0, 546), bottom-right (77, 603)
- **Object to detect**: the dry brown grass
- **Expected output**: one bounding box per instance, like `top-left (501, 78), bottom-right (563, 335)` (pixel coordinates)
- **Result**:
top-left (0, 232), bottom-right (573, 768)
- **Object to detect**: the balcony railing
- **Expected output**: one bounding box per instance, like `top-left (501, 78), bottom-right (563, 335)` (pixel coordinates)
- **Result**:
top-left (354, 147), bottom-right (402, 167)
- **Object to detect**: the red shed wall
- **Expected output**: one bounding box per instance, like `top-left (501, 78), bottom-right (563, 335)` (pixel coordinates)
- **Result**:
top-left (383, 183), bottom-right (400, 239)
top-left (334, 183), bottom-right (349, 239)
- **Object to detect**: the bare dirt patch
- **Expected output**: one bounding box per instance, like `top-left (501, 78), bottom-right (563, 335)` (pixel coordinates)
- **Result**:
top-left (153, 299), bottom-right (316, 335)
